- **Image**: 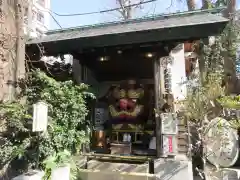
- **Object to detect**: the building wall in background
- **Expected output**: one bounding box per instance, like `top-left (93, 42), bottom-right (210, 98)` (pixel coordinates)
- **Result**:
top-left (24, 0), bottom-right (51, 38)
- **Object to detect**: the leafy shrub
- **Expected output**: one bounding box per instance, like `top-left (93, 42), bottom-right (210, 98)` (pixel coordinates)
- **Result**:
top-left (0, 69), bottom-right (95, 171)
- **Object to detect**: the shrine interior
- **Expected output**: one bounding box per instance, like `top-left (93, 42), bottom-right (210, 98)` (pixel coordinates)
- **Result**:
top-left (77, 42), bottom-right (170, 156)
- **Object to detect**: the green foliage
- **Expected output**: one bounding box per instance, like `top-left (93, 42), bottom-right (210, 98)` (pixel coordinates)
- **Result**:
top-left (0, 69), bottom-right (95, 171)
top-left (217, 95), bottom-right (240, 129)
top-left (0, 102), bottom-right (33, 168)
top-left (43, 150), bottom-right (78, 180)
top-left (180, 23), bottom-right (240, 166)
top-left (182, 20), bottom-right (240, 122)
top-left (218, 95), bottom-right (240, 109)
top-left (183, 72), bottom-right (225, 122)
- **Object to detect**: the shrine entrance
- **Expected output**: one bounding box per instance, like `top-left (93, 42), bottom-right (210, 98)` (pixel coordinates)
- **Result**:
top-left (85, 42), bottom-right (188, 158)
top-left (82, 43), bottom-right (163, 157)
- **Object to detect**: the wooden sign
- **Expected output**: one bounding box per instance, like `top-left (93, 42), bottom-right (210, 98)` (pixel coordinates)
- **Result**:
top-left (94, 108), bottom-right (105, 129)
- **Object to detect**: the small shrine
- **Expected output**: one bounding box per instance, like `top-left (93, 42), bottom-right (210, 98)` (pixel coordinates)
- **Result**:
top-left (26, 9), bottom-right (228, 161)
top-left (96, 78), bottom-right (156, 155)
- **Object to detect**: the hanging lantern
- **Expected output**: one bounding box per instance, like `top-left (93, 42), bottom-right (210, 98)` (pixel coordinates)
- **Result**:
top-left (32, 101), bottom-right (48, 132)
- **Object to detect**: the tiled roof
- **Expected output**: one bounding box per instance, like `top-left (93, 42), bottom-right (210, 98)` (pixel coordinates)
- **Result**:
top-left (27, 8), bottom-right (228, 45)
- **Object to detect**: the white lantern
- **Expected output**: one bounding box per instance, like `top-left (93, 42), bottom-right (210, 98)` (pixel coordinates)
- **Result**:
top-left (32, 101), bottom-right (48, 132)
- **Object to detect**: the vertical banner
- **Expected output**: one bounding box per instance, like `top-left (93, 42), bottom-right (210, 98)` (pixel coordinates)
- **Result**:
top-left (169, 43), bottom-right (187, 102)
top-left (161, 113), bottom-right (177, 135)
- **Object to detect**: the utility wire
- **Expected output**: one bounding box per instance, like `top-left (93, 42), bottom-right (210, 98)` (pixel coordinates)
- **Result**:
top-left (44, 0), bottom-right (157, 29)
top-left (48, 11), bottom-right (62, 28)
top-left (50, 0), bottom-right (157, 17)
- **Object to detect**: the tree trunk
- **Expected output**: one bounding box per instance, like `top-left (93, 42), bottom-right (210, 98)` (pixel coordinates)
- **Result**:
top-left (186, 0), bottom-right (196, 10)
top-left (223, 0), bottom-right (237, 94)
top-left (116, 0), bottom-right (132, 20)
top-left (223, 0), bottom-right (236, 18)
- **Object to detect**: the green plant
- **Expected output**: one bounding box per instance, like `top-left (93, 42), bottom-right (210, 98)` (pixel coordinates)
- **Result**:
top-left (218, 95), bottom-right (240, 109)
top-left (179, 23), bottom-right (240, 177)
top-left (43, 150), bottom-right (78, 180)
top-left (0, 69), bottom-right (95, 172)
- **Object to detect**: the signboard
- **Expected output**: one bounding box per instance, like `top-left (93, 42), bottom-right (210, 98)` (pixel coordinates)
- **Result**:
top-left (32, 101), bottom-right (48, 132)
top-left (161, 113), bottom-right (178, 135)
top-left (94, 108), bottom-right (105, 129)
top-left (162, 135), bottom-right (177, 155)
top-left (160, 56), bottom-right (173, 67)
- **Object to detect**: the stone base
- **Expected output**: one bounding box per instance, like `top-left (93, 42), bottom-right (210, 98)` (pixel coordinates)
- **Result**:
top-left (78, 170), bottom-right (156, 180)
top-left (205, 164), bottom-right (240, 180)
top-left (12, 170), bottom-right (44, 180)
top-left (154, 158), bottom-right (193, 180)
top-left (79, 156), bottom-right (193, 180)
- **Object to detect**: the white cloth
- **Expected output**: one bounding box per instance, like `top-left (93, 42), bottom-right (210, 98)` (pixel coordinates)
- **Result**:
top-left (149, 137), bottom-right (156, 150)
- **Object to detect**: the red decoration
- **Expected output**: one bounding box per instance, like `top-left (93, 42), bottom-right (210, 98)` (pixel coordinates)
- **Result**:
top-left (128, 100), bottom-right (135, 109)
top-left (119, 99), bottom-right (128, 110)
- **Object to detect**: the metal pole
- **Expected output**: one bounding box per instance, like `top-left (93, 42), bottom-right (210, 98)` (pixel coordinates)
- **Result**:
top-left (148, 159), bottom-right (154, 174)
top-left (36, 132), bottom-right (40, 169)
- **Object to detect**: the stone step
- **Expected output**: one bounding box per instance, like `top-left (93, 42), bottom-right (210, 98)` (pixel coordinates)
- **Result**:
top-left (78, 169), bottom-right (156, 180)
top-left (87, 160), bottom-right (149, 173)
top-left (77, 157), bottom-right (193, 180)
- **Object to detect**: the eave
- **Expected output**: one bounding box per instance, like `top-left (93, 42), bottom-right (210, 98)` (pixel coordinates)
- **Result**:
top-left (26, 7), bottom-right (229, 56)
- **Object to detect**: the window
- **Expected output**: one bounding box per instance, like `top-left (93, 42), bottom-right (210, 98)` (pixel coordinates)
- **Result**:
top-left (24, 8), bottom-right (28, 16)
top-left (32, 10), bottom-right (36, 20)
top-left (36, 29), bottom-right (42, 37)
top-left (37, 0), bottom-right (45, 7)
top-left (0, 8), bottom-right (3, 22)
top-left (7, 0), bottom-right (15, 6)
top-left (24, 8), bottom-right (28, 24)
top-left (36, 12), bottom-right (44, 23)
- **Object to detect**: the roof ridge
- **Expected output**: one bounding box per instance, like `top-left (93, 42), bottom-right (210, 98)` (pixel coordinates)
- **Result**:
top-left (47, 6), bottom-right (226, 35)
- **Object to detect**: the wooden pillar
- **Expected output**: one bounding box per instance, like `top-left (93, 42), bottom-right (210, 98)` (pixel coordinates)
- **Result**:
top-left (154, 57), bottom-right (163, 157)
top-left (154, 43), bottom-right (187, 157)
